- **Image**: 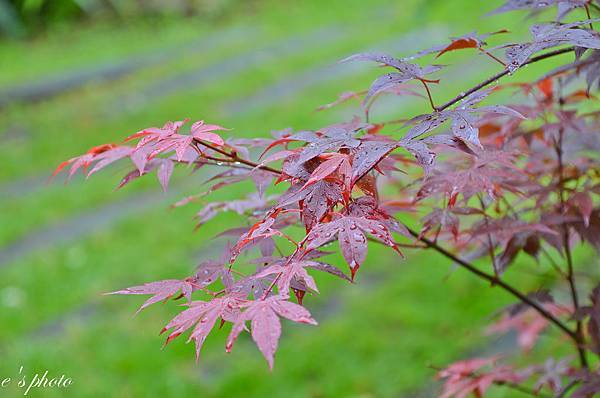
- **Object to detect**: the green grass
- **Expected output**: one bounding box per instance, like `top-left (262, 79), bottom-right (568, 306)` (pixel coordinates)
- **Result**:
top-left (0, 1), bottom-right (591, 397)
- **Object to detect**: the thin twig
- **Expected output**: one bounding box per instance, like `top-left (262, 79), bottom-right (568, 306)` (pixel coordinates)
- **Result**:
top-left (498, 196), bottom-right (568, 278)
top-left (558, 379), bottom-right (580, 398)
top-left (492, 380), bottom-right (551, 398)
top-left (477, 195), bottom-right (499, 278)
top-left (585, 5), bottom-right (595, 30)
top-left (479, 47), bottom-right (507, 67)
top-left (554, 121), bottom-right (589, 369)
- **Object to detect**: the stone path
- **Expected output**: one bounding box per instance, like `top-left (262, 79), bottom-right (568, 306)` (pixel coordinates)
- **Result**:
top-left (0, 26), bottom-right (258, 108)
top-left (225, 27), bottom-right (448, 115)
top-left (104, 26), bottom-right (349, 117)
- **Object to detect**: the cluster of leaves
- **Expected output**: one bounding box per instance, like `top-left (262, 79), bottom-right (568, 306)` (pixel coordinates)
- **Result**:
top-left (53, 1), bottom-right (600, 396)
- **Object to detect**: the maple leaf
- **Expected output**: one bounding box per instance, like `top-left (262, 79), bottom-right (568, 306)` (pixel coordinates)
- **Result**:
top-left (567, 191), bottom-right (593, 227)
top-left (503, 20), bottom-right (600, 72)
top-left (193, 251), bottom-right (235, 290)
top-left (254, 259), bottom-right (320, 295)
top-left (402, 88), bottom-right (525, 148)
top-left (125, 120), bottom-right (187, 146)
top-left (489, 0), bottom-right (593, 20)
top-left (316, 90), bottom-right (363, 111)
top-left (437, 356), bottom-right (523, 398)
top-left (571, 372), bottom-right (600, 398)
top-left (225, 296), bottom-right (317, 369)
top-left (350, 140), bottom-right (398, 184)
top-left (412, 30), bottom-right (508, 65)
top-left (303, 261), bottom-right (352, 282)
top-left (469, 218), bottom-right (558, 242)
top-left (52, 144), bottom-right (132, 180)
top-left (156, 159), bottom-right (175, 192)
top-left (415, 153), bottom-right (525, 203)
top-left (294, 122), bottom-right (364, 167)
top-left (487, 303), bottom-right (570, 351)
top-left (528, 358), bottom-right (572, 394)
top-left (303, 214), bottom-right (400, 278)
top-left (160, 295), bottom-right (243, 360)
top-left (106, 278), bottom-right (199, 314)
top-left (360, 83), bottom-right (425, 111)
top-left (200, 168), bottom-right (275, 199)
top-left (495, 232), bottom-right (541, 274)
top-left (315, 81), bottom-right (423, 115)
top-left (194, 193), bottom-right (273, 227)
top-left (420, 207), bottom-right (484, 241)
top-left (539, 48), bottom-right (600, 91)
top-left (263, 119), bottom-right (367, 172)
top-left (399, 139), bottom-right (437, 175)
top-left (505, 290), bottom-right (555, 317)
top-left (278, 161), bottom-right (344, 231)
top-left (301, 153), bottom-right (352, 192)
top-left (252, 254), bottom-right (352, 300)
top-left (340, 52), bottom-right (443, 105)
top-left (347, 196), bottom-right (412, 238)
top-left (189, 120), bottom-right (228, 144)
top-left (576, 284), bottom-right (600, 355)
top-left (229, 210), bottom-right (291, 264)
top-left (126, 119), bottom-right (226, 163)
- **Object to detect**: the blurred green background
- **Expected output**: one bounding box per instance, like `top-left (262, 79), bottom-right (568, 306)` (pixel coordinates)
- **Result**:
top-left (0, 0), bottom-right (588, 397)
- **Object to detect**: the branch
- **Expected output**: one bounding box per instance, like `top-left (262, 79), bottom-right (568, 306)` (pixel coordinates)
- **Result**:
top-left (490, 379), bottom-right (551, 398)
top-left (557, 379), bottom-right (580, 398)
top-left (436, 47), bottom-right (575, 112)
top-left (186, 45), bottom-right (581, 344)
top-left (193, 138), bottom-right (282, 175)
top-left (196, 134), bottom-right (577, 343)
top-left (404, 227), bottom-right (578, 342)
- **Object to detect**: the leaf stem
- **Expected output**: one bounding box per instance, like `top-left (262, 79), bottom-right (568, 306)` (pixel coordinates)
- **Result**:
top-left (478, 47), bottom-right (507, 67)
top-left (419, 78), bottom-right (438, 112)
